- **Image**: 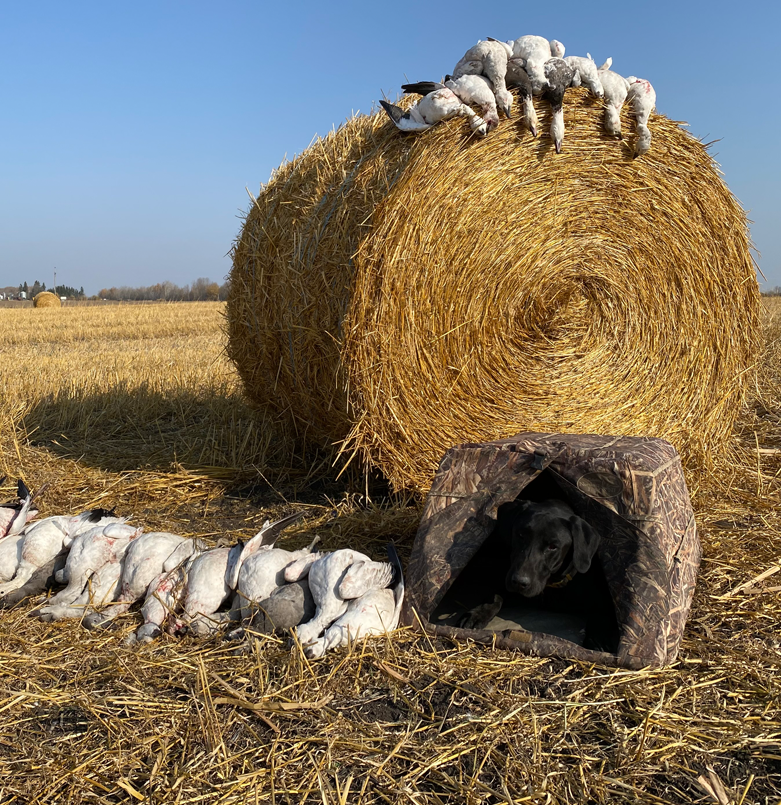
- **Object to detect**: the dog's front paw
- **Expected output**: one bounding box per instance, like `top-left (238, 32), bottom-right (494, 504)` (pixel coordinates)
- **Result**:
top-left (456, 594), bottom-right (503, 630)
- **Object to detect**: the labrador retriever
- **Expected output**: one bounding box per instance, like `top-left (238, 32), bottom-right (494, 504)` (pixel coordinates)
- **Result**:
top-left (457, 499), bottom-right (603, 635)
top-left (505, 499), bottom-right (600, 598)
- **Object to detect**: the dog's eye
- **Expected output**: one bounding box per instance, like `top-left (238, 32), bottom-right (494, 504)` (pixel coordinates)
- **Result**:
top-left (545, 544), bottom-right (557, 552)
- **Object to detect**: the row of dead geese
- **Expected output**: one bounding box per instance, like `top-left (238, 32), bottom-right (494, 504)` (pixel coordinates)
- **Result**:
top-left (379, 34), bottom-right (657, 156)
top-left (0, 481), bottom-right (403, 658)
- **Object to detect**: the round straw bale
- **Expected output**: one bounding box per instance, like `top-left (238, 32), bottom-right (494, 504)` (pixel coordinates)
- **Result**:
top-left (228, 88), bottom-right (760, 492)
top-left (33, 291), bottom-right (62, 308)
top-left (228, 109), bottom-right (418, 446)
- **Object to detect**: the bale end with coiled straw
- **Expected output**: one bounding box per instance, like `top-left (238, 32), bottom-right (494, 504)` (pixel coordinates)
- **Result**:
top-left (228, 88), bottom-right (760, 492)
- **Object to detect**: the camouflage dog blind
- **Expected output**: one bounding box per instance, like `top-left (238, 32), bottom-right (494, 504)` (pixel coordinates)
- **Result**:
top-left (401, 433), bottom-right (701, 669)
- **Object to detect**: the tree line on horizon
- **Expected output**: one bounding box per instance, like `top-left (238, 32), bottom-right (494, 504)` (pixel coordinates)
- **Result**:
top-left (15, 280), bottom-right (85, 298)
top-left (97, 278), bottom-right (229, 302)
top-left (6, 277), bottom-right (231, 301)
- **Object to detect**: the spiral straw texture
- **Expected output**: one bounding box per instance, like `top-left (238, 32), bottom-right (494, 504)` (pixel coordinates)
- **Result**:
top-left (228, 88), bottom-right (759, 491)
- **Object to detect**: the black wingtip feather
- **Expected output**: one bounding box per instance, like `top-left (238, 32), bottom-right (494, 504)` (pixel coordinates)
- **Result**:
top-left (379, 100), bottom-right (405, 124)
top-left (386, 543), bottom-right (404, 588)
top-left (87, 507), bottom-right (117, 522)
top-left (400, 81), bottom-right (442, 96)
top-left (260, 510), bottom-right (308, 546)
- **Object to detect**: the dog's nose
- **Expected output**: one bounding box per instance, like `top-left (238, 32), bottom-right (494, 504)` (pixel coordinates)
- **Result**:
top-left (510, 574), bottom-right (532, 593)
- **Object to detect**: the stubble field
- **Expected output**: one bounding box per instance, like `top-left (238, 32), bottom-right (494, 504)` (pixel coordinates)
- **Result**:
top-left (0, 300), bottom-right (779, 804)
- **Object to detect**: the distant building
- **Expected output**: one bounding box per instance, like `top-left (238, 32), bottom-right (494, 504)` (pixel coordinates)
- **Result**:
top-left (19, 291), bottom-right (27, 299)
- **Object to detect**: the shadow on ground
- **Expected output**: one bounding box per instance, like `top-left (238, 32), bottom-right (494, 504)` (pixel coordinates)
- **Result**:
top-left (19, 383), bottom-right (400, 505)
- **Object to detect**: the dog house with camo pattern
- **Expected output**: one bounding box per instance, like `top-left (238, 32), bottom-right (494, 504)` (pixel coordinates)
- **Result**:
top-left (401, 433), bottom-right (701, 669)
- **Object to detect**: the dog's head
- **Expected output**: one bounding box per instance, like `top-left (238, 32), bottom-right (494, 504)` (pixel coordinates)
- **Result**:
top-left (505, 499), bottom-right (600, 597)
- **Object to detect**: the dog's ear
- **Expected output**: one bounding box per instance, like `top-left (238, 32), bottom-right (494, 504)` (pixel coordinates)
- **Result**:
top-left (514, 499), bottom-right (532, 514)
top-left (570, 517), bottom-right (600, 573)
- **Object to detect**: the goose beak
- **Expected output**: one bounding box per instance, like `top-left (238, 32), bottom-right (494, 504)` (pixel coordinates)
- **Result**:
top-left (555, 141), bottom-right (562, 154)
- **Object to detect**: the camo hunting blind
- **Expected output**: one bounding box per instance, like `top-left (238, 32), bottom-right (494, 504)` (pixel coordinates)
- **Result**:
top-left (401, 433), bottom-right (701, 669)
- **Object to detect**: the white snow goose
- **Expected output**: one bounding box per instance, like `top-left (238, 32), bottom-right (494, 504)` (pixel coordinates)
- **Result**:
top-left (626, 77), bottom-right (656, 157)
top-left (402, 74), bottom-right (504, 131)
top-left (40, 559), bottom-right (126, 622)
top-left (564, 55), bottom-right (604, 98)
top-left (126, 554), bottom-right (196, 644)
top-left (288, 548), bottom-right (396, 649)
top-left (0, 533), bottom-right (25, 586)
top-left (178, 513), bottom-right (308, 637)
top-left (179, 544), bottom-right (242, 637)
top-left (0, 508), bottom-right (124, 598)
top-left (0, 479), bottom-right (38, 538)
top-left (380, 88), bottom-right (488, 136)
top-left (304, 545), bottom-right (404, 658)
top-left (36, 522), bottom-right (142, 621)
top-left (542, 58), bottom-right (576, 153)
top-left (451, 39), bottom-right (514, 118)
top-left (84, 532), bottom-right (202, 629)
top-left (597, 59), bottom-right (630, 139)
top-left (231, 511), bottom-right (318, 621)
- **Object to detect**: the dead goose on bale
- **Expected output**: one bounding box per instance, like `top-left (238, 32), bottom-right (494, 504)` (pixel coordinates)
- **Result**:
top-left (500, 35), bottom-right (566, 96)
top-left (626, 76), bottom-right (657, 156)
top-left (564, 54), bottom-right (604, 98)
top-left (542, 57), bottom-right (576, 153)
top-left (401, 74), bottom-right (504, 131)
top-left (505, 59), bottom-right (540, 136)
top-left (451, 39), bottom-right (514, 118)
top-left (380, 88), bottom-right (489, 136)
top-left (597, 58), bottom-right (630, 139)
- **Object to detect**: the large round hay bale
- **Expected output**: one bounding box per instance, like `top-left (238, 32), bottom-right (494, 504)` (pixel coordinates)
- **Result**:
top-left (33, 291), bottom-right (62, 308)
top-left (228, 88), bottom-right (759, 492)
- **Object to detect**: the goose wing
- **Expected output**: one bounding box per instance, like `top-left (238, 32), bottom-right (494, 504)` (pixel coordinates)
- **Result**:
top-left (234, 510), bottom-right (309, 578)
top-left (338, 560), bottom-right (395, 599)
top-left (257, 510), bottom-right (308, 547)
top-left (285, 553), bottom-right (319, 582)
top-left (401, 81), bottom-right (445, 96)
top-left (379, 100), bottom-right (430, 132)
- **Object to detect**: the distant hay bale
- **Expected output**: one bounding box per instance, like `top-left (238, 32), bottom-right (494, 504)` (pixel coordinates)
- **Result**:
top-left (33, 292), bottom-right (61, 308)
top-left (227, 88), bottom-right (760, 492)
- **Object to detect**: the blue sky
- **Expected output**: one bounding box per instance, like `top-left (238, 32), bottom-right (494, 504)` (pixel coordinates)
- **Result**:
top-left (1, 1), bottom-right (779, 295)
